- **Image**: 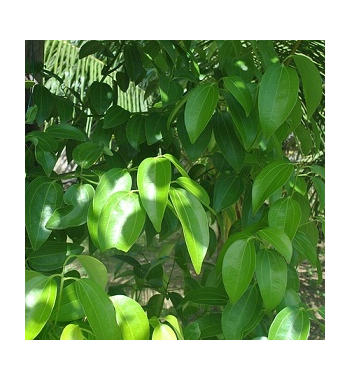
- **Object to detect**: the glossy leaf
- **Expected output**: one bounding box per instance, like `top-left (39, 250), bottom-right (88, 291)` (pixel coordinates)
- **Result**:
top-left (163, 153), bottom-right (188, 177)
top-left (152, 323), bottom-right (177, 340)
top-left (27, 242), bottom-right (83, 272)
top-left (98, 191), bottom-right (146, 252)
top-left (75, 278), bottom-right (121, 340)
top-left (25, 178), bottom-right (63, 250)
top-left (183, 287), bottom-right (228, 306)
top-left (76, 255), bottom-right (108, 290)
top-left (212, 111), bottom-right (246, 173)
top-left (60, 324), bottom-right (84, 340)
top-left (222, 284), bottom-right (263, 340)
top-left (46, 184), bottom-right (94, 229)
top-left (110, 295), bottom-right (150, 340)
top-left (252, 161), bottom-right (294, 214)
top-left (195, 313), bottom-right (222, 338)
top-left (45, 123), bottom-right (87, 141)
top-left (35, 145), bottom-right (56, 176)
top-left (79, 40), bottom-right (104, 58)
top-left (169, 187), bottom-right (209, 274)
top-left (126, 114), bottom-right (146, 151)
top-left (293, 231), bottom-right (317, 267)
top-left (184, 82), bottom-right (219, 143)
top-left (293, 54), bottom-right (323, 119)
top-left (268, 196), bottom-right (301, 240)
top-left (213, 172), bottom-right (244, 213)
top-left (163, 315), bottom-right (184, 340)
top-left (159, 74), bottom-right (183, 106)
top-left (137, 157), bottom-right (171, 232)
top-left (258, 63), bottom-right (299, 137)
top-left (89, 81), bottom-right (113, 115)
top-left (257, 227), bottom-right (293, 263)
top-left (223, 76), bottom-right (253, 116)
top-left (72, 142), bottom-right (104, 169)
top-left (277, 288), bottom-right (302, 312)
top-left (54, 282), bottom-right (85, 322)
top-left (103, 105), bottom-right (130, 129)
top-left (25, 275), bottom-right (57, 340)
top-left (255, 249), bottom-right (287, 310)
top-left (33, 84), bottom-right (54, 125)
top-left (25, 131), bottom-right (58, 151)
top-left (174, 176), bottom-right (211, 209)
top-left (268, 306), bottom-right (310, 340)
top-left (222, 238), bottom-right (256, 304)
top-left (145, 113), bottom-right (167, 145)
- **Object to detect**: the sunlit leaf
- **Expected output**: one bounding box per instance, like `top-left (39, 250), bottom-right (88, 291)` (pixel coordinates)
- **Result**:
top-left (60, 324), bottom-right (84, 340)
top-left (152, 323), bottom-right (177, 340)
top-left (257, 227), bottom-right (293, 263)
top-left (223, 76), bottom-right (253, 116)
top-left (76, 255), bottom-right (108, 290)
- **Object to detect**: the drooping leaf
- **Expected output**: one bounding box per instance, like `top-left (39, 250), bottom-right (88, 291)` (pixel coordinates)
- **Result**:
top-left (255, 249), bottom-right (287, 310)
top-left (268, 305), bottom-right (310, 340)
top-left (312, 176), bottom-right (325, 210)
top-left (169, 187), bottom-right (209, 274)
top-left (33, 84), bottom-right (54, 126)
top-left (137, 157), bottom-right (171, 232)
top-left (252, 161), bottom-right (294, 214)
top-left (126, 114), bottom-right (146, 151)
top-left (222, 238), bottom-right (256, 304)
top-left (258, 63), bottom-right (299, 137)
top-left (25, 274), bottom-right (57, 340)
top-left (159, 74), bottom-right (183, 106)
top-left (55, 96), bottom-right (74, 123)
top-left (145, 113), bottom-right (167, 145)
top-left (89, 81), bottom-right (113, 115)
top-left (34, 145), bottom-right (56, 176)
top-left (292, 231), bottom-right (317, 267)
top-left (60, 324), bottom-right (84, 340)
top-left (293, 54), bottom-right (323, 119)
top-left (25, 178), bottom-right (63, 250)
top-left (110, 295), bottom-right (150, 340)
top-left (72, 142), bottom-right (104, 169)
top-left (310, 164), bottom-right (325, 180)
top-left (295, 124), bottom-right (314, 155)
top-left (223, 76), bottom-right (253, 116)
top-left (25, 130), bottom-right (58, 151)
top-left (76, 255), bottom-right (108, 290)
top-left (98, 191), bottom-right (146, 252)
top-left (257, 227), bottom-right (293, 263)
top-left (173, 176), bottom-right (211, 209)
top-left (75, 278), bottom-right (121, 340)
top-left (213, 172), bottom-right (244, 213)
top-left (152, 323), bottom-right (177, 340)
top-left (184, 82), bottom-right (219, 143)
top-left (123, 43), bottom-right (145, 83)
top-left (45, 123), bottom-right (87, 141)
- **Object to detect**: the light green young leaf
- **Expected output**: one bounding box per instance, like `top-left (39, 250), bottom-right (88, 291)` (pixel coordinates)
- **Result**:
top-left (173, 176), bottom-right (211, 209)
top-left (258, 227), bottom-right (293, 263)
top-left (152, 323), bottom-right (177, 340)
top-left (163, 153), bottom-right (188, 177)
top-left (76, 255), bottom-right (108, 290)
top-left (60, 324), bottom-right (84, 340)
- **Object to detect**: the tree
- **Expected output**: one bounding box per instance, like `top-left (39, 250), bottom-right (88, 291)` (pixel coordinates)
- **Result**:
top-left (25, 40), bottom-right (325, 340)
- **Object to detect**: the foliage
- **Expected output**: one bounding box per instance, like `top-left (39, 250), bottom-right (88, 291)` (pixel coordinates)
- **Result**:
top-left (25, 40), bottom-right (325, 340)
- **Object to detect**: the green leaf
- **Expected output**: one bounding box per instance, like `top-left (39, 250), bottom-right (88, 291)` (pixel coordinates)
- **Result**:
top-left (159, 74), bottom-right (183, 106)
top-left (312, 176), bottom-right (325, 210)
top-left (257, 227), bottom-right (293, 263)
top-left (72, 142), bottom-right (104, 168)
top-left (25, 178), bottom-right (63, 250)
top-left (295, 124), bottom-right (314, 155)
top-left (184, 322), bottom-right (201, 340)
top-left (252, 161), bottom-right (294, 214)
top-left (25, 275), bottom-right (57, 339)
top-left (145, 113), bottom-right (167, 145)
top-left (195, 313), bottom-right (223, 338)
top-left (212, 111), bottom-right (246, 173)
top-left (75, 278), bottom-right (121, 340)
top-left (137, 157), bottom-right (171, 232)
top-left (25, 130), bottom-right (58, 151)
top-left (293, 231), bottom-right (317, 267)
top-left (222, 284), bottom-right (263, 340)
top-left (53, 282), bottom-right (85, 322)
top-left (184, 82), bottom-right (219, 143)
top-left (25, 105), bottom-right (38, 124)
top-left (222, 238), bottom-right (256, 304)
top-left (33, 84), bottom-right (54, 126)
top-left (79, 40), bottom-right (105, 59)
top-left (60, 324), bottom-right (84, 340)
top-left (213, 172), bottom-right (244, 213)
top-left (174, 176), bottom-right (211, 210)
top-left (89, 81), bottom-right (114, 115)
top-left (34, 145), bottom-right (56, 176)
top-left (169, 187), bottom-right (209, 274)
top-left (293, 54), bottom-right (323, 119)
top-left (126, 114), bottom-right (146, 151)
top-left (110, 295), bottom-right (150, 340)
top-left (163, 153), bottom-right (188, 177)
top-left (310, 164), bottom-right (325, 180)
top-left (116, 71), bottom-right (130, 92)
top-left (163, 315), bottom-right (184, 340)
top-left (124, 43), bottom-right (145, 83)
top-left (76, 255), bottom-right (108, 290)
top-left (98, 191), bottom-right (146, 252)
top-left (46, 184), bottom-right (94, 229)
top-left (27, 242), bottom-right (83, 272)
top-left (268, 306), bottom-right (310, 340)
top-left (103, 105), bottom-right (131, 129)
top-left (45, 123), bottom-right (87, 141)
top-left (25, 80), bottom-right (36, 89)
top-left (87, 168), bottom-right (132, 248)
top-left (255, 249), bottom-right (287, 310)
top-left (268, 197), bottom-right (301, 240)
top-left (55, 96), bottom-right (74, 123)
top-left (152, 323), bottom-right (177, 340)
top-left (258, 63), bottom-right (299, 137)
top-left (223, 76), bottom-right (253, 116)
top-left (183, 287), bottom-right (228, 306)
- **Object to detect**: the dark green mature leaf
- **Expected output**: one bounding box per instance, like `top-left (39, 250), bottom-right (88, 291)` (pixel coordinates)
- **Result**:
top-left (255, 249), bottom-right (287, 310)
top-left (268, 197), bottom-right (301, 240)
top-left (258, 63), bottom-right (299, 137)
top-left (223, 76), bottom-right (253, 116)
top-left (79, 40), bottom-right (105, 59)
top-left (98, 191), bottom-right (146, 252)
top-left (76, 255), bottom-right (108, 290)
top-left (145, 113), bottom-right (167, 145)
top-left (184, 322), bottom-right (201, 340)
top-left (45, 124), bottom-right (87, 141)
top-left (89, 81), bottom-right (114, 115)
top-left (295, 124), bottom-right (314, 155)
top-left (268, 306), bottom-right (310, 340)
top-left (25, 178), bottom-right (63, 250)
top-left (75, 278), bottom-right (121, 340)
top-left (137, 157), bottom-right (171, 232)
top-left (55, 96), bottom-right (74, 123)
top-left (25, 274), bottom-right (57, 339)
top-left (72, 142), bottom-right (104, 168)
top-left (87, 168), bottom-right (132, 248)
top-left (252, 161), bottom-right (294, 214)
top-left (35, 145), bottom-right (56, 176)
top-left (195, 313), bottom-right (222, 338)
top-left (293, 54), bottom-right (323, 119)
top-left (312, 176), bottom-right (325, 210)
top-left (124, 43), bottom-right (145, 83)
top-left (258, 227), bottom-right (293, 263)
top-left (222, 238), bottom-right (256, 304)
top-left (27, 242), bottom-right (84, 272)
top-left (183, 287), bottom-right (228, 306)
top-left (222, 284), bottom-right (263, 340)
top-left (46, 184), bottom-right (94, 229)
top-left (184, 82), bottom-right (219, 143)
top-left (213, 172), bottom-right (244, 213)
top-left (103, 105), bottom-right (131, 129)
top-left (169, 187), bottom-right (209, 274)
top-left (116, 71), bottom-right (130, 92)
top-left (110, 295), bottom-right (150, 340)
top-left (33, 84), bottom-right (54, 126)
top-left (159, 74), bottom-right (183, 106)
top-left (126, 114), bottom-right (146, 151)
top-left (25, 130), bottom-right (58, 151)
top-left (212, 111), bottom-right (246, 173)
top-left (293, 231), bottom-right (317, 267)
top-left (310, 164), bottom-right (325, 180)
